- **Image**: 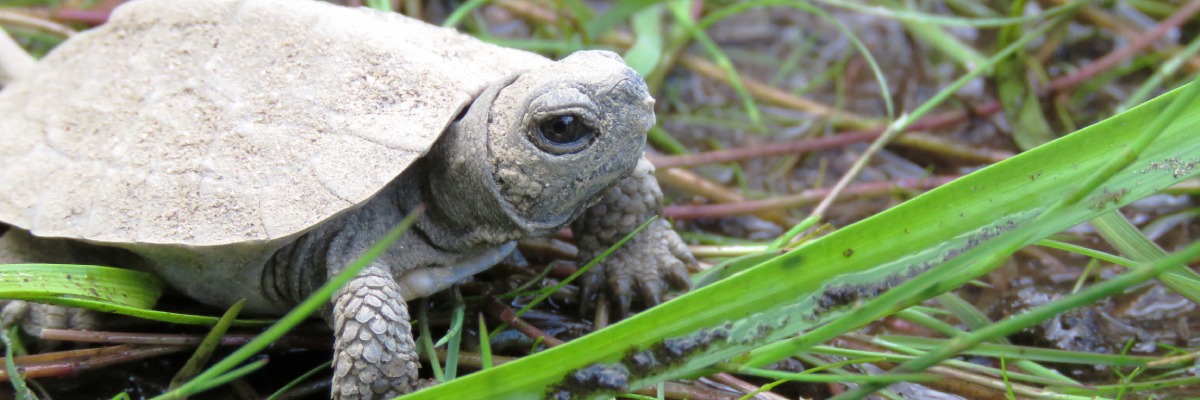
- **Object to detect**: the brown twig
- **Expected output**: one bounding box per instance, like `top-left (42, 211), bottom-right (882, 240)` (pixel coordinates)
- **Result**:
top-left (893, 132), bottom-right (1014, 164)
top-left (649, 131), bottom-right (878, 169)
top-left (665, 176), bottom-right (957, 220)
top-left (38, 328), bottom-right (331, 349)
top-left (654, 167), bottom-right (794, 225)
top-left (649, 99), bottom-right (1003, 169)
top-left (0, 10), bottom-right (76, 37)
top-left (631, 380), bottom-right (741, 400)
top-left (708, 372), bottom-right (791, 400)
top-left (648, 0), bottom-right (1197, 171)
top-left (675, 55), bottom-right (873, 126)
top-left (0, 344), bottom-right (185, 380)
top-left (50, 8), bottom-right (112, 26)
top-left (427, 348), bottom-right (517, 369)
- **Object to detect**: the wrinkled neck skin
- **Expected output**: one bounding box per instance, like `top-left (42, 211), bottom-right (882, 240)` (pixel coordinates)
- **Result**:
top-left (266, 52), bottom-right (653, 308)
top-left (401, 80), bottom-right (577, 252)
top-left (262, 81), bottom-right (562, 310)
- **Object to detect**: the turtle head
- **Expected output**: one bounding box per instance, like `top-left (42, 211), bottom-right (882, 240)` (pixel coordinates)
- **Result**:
top-left (487, 51), bottom-right (653, 230)
top-left (427, 51), bottom-right (654, 240)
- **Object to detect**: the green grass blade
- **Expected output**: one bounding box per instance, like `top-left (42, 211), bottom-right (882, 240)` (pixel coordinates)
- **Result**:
top-left (835, 237), bottom-right (1200, 399)
top-left (265, 361), bottom-right (330, 400)
top-left (825, 75), bottom-right (1200, 399)
top-left (180, 358), bottom-right (269, 396)
top-left (0, 263), bottom-right (273, 326)
top-left (585, 0), bottom-right (660, 41)
top-left (478, 314), bottom-right (493, 370)
top-left (418, 299), bottom-right (445, 383)
top-left (933, 293), bottom-right (1075, 384)
top-left (441, 0), bottom-right (488, 28)
top-left (153, 206), bottom-right (424, 399)
top-left (878, 336), bottom-right (1165, 367)
top-left (995, 0), bottom-right (1056, 150)
top-left (2, 327), bottom-right (33, 400)
top-left (489, 216), bottom-right (656, 338)
top-left (398, 80), bottom-right (1200, 400)
top-left (816, 0), bottom-right (1083, 27)
top-left (666, 0), bottom-right (764, 131)
top-left (1052, 376), bottom-right (1200, 396)
top-left (1037, 239), bottom-right (1136, 267)
top-left (623, 3), bottom-right (665, 76)
top-left (0, 264), bottom-right (162, 309)
top-left (168, 300), bottom-right (244, 390)
top-left (876, 0), bottom-right (987, 69)
top-left (1121, 32), bottom-right (1200, 111)
top-left (1092, 211), bottom-right (1200, 303)
top-left (444, 288), bottom-right (465, 380)
top-left (363, 0), bottom-right (392, 12)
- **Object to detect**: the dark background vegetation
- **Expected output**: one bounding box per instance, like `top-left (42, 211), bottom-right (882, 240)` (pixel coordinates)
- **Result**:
top-left (1, 0), bottom-right (1199, 399)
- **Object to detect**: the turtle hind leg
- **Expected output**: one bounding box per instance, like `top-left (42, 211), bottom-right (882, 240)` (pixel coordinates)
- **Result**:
top-left (330, 262), bottom-right (420, 399)
top-left (1, 302), bottom-right (98, 341)
top-left (0, 229), bottom-right (107, 348)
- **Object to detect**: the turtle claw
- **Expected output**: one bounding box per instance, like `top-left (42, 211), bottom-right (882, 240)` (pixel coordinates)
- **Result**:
top-left (637, 280), bottom-right (663, 307)
top-left (572, 157), bottom-right (696, 319)
top-left (0, 301), bottom-right (99, 350)
top-left (578, 266), bottom-right (604, 314)
top-left (608, 272), bottom-right (635, 319)
top-left (584, 218), bottom-right (694, 318)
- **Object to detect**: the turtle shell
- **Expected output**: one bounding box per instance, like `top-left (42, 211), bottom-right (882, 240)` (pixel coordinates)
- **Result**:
top-left (0, 0), bottom-right (549, 246)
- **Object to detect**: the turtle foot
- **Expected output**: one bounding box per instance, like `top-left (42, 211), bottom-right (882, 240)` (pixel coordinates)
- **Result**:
top-left (331, 264), bottom-right (420, 399)
top-left (573, 158), bottom-right (696, 318)
top-left (0, 229), bottom-right (101, 349)
top-left (0, 301), bottom-right (99, 350)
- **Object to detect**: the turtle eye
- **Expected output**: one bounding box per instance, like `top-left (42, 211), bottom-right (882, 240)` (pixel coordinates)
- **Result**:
top-left (533, 114), bottom-right (594, 154)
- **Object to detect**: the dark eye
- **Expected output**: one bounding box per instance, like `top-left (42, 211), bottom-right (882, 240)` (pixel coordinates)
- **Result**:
top-left (533, 114), bottom-right (594, 154)
top-left (538, 115), bottom-right (588, 144)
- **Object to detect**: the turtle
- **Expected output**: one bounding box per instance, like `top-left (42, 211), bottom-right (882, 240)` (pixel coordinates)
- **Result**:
top-left (0, 0), bottom-right (696, 398)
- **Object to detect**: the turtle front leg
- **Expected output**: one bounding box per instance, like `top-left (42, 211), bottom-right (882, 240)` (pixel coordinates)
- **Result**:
top-left (573, 157), bottom-right (696, 316)
top-left (330, 263), bottom-right (419, 399)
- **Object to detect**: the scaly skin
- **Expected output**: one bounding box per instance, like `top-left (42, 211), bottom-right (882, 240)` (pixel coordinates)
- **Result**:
top-left (0, 229), bottom-right (117, 345)
top-left (0, 51), bottom-right (695, 400)
top-left (574, 158), bottom-right (696, 316)
top-left (0, 160), bottom-right (695, 398)
top-left (0, 302), bottom-right (98, 339)
top-left (331, 264), bottom-right (418, 398)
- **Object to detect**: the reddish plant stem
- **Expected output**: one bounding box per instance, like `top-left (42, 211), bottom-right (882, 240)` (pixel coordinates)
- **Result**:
top-left (485, 297), bottom-right (566, 347)
top-left (656, 168), bottom-right (795, 225)
top-left (650, 101), bottom-right (1002, 169)
top-left (39, 328), bottom-right (331, 349)
top-left (50, 9), bottom-right (111, 25)
top-left (0, 344), bottom-right (185, 380)
top-left (652, 0), bottom-right (1198, 170)
top-left (1049, 0), bottom-right (1200, 93)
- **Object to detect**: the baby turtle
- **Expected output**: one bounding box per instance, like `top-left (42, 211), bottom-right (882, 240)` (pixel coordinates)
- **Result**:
top-left (0, 0), bottom-right (695, 398)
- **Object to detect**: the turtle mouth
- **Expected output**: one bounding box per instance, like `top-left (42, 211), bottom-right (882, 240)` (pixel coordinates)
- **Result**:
top-left (485, 157), bottom-right (579, 235)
